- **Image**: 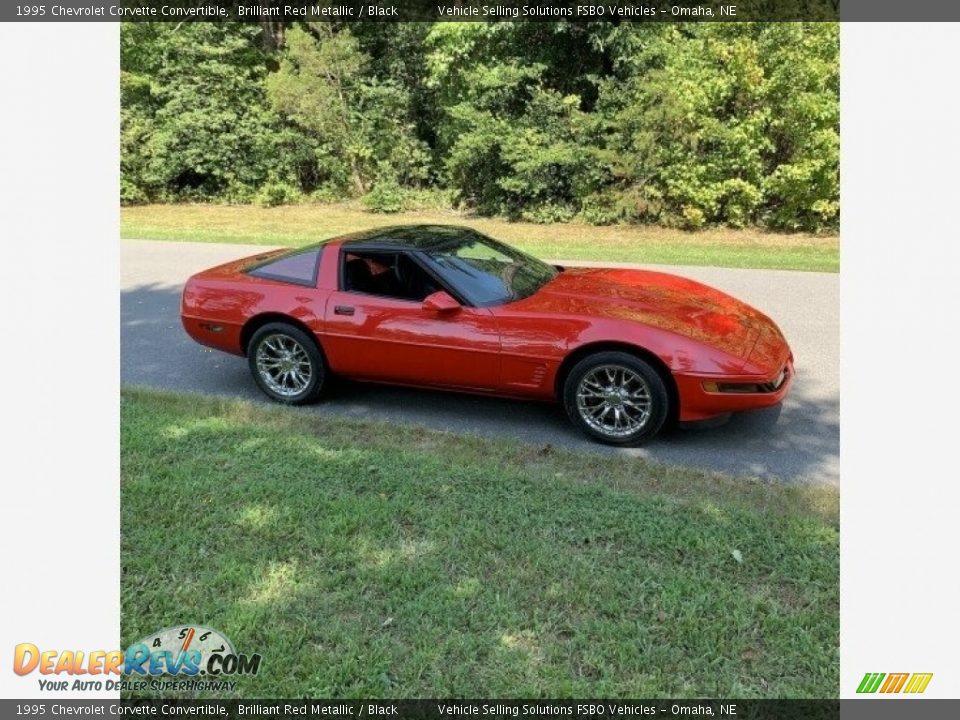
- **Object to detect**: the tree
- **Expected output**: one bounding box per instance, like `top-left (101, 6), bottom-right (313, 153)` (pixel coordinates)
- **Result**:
top-left (120, 20), bottom-right (839, 231)
top-left (121, 23), bottom-right (285, 202)
top-left (266, 24), bottom-right (428, 197)
top-left (427, 24), bottom-right (603, 220)
top-left (596, 23), bottom-right (838, 230)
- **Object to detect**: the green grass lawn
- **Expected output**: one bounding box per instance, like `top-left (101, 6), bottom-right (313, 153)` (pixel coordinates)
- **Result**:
top-left (121, 203), bottom-right (839, 273)
top-left (121, 388), bottom-right (839, 698)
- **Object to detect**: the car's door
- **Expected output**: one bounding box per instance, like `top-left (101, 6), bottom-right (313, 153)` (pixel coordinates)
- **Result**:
top-left (321, 250), bottom-right (501, 390)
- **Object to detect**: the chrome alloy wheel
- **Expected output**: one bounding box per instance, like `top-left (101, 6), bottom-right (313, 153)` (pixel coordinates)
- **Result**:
top-left (254, 333), bottom-right (313, 397)
top-left (576, 364), bottom-right (653, 438)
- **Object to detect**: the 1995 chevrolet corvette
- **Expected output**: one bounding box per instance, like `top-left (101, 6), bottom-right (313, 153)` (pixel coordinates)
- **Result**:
top-left (181, 225), bottom-right (793, 445)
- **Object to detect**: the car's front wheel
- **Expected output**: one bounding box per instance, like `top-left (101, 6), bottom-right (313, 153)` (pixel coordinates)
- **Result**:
top-left (562, 351), bottom-right (669, 446)
top-left (247, 323), bottom-right (326, 405)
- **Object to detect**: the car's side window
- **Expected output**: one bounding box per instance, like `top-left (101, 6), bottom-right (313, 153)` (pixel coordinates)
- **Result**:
top-left (342, 251), bottom-right (441, 302)
top-left (246, 248), bottom-right (322, 287)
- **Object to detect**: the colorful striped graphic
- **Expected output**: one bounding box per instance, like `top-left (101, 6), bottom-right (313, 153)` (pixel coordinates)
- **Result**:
top-left (857, 672), bottom-right (933, 694)
top-left (903, 673), bottom-right (935, 693)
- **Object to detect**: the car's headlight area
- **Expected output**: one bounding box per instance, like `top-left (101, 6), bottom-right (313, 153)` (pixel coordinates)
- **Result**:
top-left (702, 366), bottom-right (789, 394)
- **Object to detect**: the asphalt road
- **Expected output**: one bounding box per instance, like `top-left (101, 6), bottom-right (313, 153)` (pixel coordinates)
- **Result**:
top-left (121, 239), bottom-right (839, 485)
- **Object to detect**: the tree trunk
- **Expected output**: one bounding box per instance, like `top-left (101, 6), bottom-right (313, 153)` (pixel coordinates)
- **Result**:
top-left (260, 20), bottom-right (285, 52)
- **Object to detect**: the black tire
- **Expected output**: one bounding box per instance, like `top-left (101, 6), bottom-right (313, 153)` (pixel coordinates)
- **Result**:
top-left (562, 351), bottom-right (670, 446)
top-left (247, 322), bottom-right (326, 405)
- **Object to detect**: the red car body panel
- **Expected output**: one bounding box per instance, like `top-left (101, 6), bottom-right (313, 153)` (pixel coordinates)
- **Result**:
top-left (181, 235), bottom-right (794, 422)
top-left (321, 291), bottom-right (501, 390)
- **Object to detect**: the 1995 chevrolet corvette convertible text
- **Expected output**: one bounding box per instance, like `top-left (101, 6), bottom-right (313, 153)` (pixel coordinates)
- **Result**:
top-left (181, 225), bottom-right (794, 445)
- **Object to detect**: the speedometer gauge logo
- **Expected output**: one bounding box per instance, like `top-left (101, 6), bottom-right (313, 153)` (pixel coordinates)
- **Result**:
top-left (13, 624), bottom-right (261, 692)
top-left (126, 625), bottom-right (260, 677)
top-left (138, 625), bottom-right (234, 659)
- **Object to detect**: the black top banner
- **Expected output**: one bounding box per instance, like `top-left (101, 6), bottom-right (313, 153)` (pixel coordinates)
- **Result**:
top-left (6, 0), bottom-right (960, 22)
top-left (8, 0), bottom-right (960, 22)
top-left (4, 0), bottom-right (934, 23)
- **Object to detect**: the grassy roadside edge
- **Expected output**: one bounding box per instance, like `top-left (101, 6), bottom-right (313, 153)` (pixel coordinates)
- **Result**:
top-left (121, 203), bottom-right (840, 273)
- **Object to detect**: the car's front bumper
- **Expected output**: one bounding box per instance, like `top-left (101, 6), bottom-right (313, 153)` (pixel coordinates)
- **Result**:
top-left (674, 355), bottom-right (795, 422)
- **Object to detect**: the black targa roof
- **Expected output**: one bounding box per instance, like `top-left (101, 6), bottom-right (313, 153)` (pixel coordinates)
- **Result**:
top-left (340, 225), bottom-right (481, 253)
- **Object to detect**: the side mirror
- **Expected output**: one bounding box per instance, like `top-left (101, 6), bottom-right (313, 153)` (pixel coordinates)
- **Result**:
top-left (422, 290), bottom-right (461, 314)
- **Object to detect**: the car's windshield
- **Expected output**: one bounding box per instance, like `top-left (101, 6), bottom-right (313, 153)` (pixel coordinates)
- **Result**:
top-left (419, 230), bottom-right (559, 306)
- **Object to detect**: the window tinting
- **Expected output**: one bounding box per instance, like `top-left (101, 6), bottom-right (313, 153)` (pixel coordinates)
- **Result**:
top-left (247, 249), bottom-right (321, 286)
top-left (419, 230), bottom-right (558, 306)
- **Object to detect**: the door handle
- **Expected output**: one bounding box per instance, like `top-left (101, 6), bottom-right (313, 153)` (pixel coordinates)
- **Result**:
top-left (334, 305), bottom-right (355, 316)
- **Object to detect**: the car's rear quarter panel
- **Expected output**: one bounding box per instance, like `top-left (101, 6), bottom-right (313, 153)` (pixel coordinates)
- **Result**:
top-left (181, 254), bottom-right (329, 356)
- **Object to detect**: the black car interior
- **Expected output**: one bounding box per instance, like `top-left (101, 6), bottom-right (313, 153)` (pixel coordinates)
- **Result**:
top-left (343, 252), bottom-right (441, 302)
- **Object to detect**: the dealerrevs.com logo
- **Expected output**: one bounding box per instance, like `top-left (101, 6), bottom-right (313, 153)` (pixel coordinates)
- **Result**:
top-left (856, 672), bottom-right (933, 694)
top-left (13, 625), bottom-right (261, 693)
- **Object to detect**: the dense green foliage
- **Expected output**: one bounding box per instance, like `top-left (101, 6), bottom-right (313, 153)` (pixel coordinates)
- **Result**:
top-left (121, 22), bottom-right (839, 231)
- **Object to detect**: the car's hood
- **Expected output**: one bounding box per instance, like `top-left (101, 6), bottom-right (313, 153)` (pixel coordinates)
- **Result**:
top-left (521, 267), bottom-right (786, 369)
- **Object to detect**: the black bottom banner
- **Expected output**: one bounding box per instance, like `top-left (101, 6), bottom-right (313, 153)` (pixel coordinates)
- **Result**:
top-left (6, 699), bottom-right (960, 720)
top-left (2, 699), bottom-right (837, 720)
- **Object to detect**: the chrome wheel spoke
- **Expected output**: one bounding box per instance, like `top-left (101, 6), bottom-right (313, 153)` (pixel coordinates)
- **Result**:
top-left (621, 403), bottom-right (646, 420)
top-left (579, 388), bottom-right (606, 399)
top-left (255, 333), bottom-right (313, 397)
top-left (576, 364), bottom-right (653, 438)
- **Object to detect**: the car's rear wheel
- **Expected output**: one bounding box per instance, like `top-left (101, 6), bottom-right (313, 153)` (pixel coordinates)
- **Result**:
top-left (562, 351), bottom-right (669, 446)
top-left (247, 323), bottom-right (326, 405)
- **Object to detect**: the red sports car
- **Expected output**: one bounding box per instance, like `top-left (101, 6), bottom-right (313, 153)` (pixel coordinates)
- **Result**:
top-left (181, 225), bottom-right (793, 445)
